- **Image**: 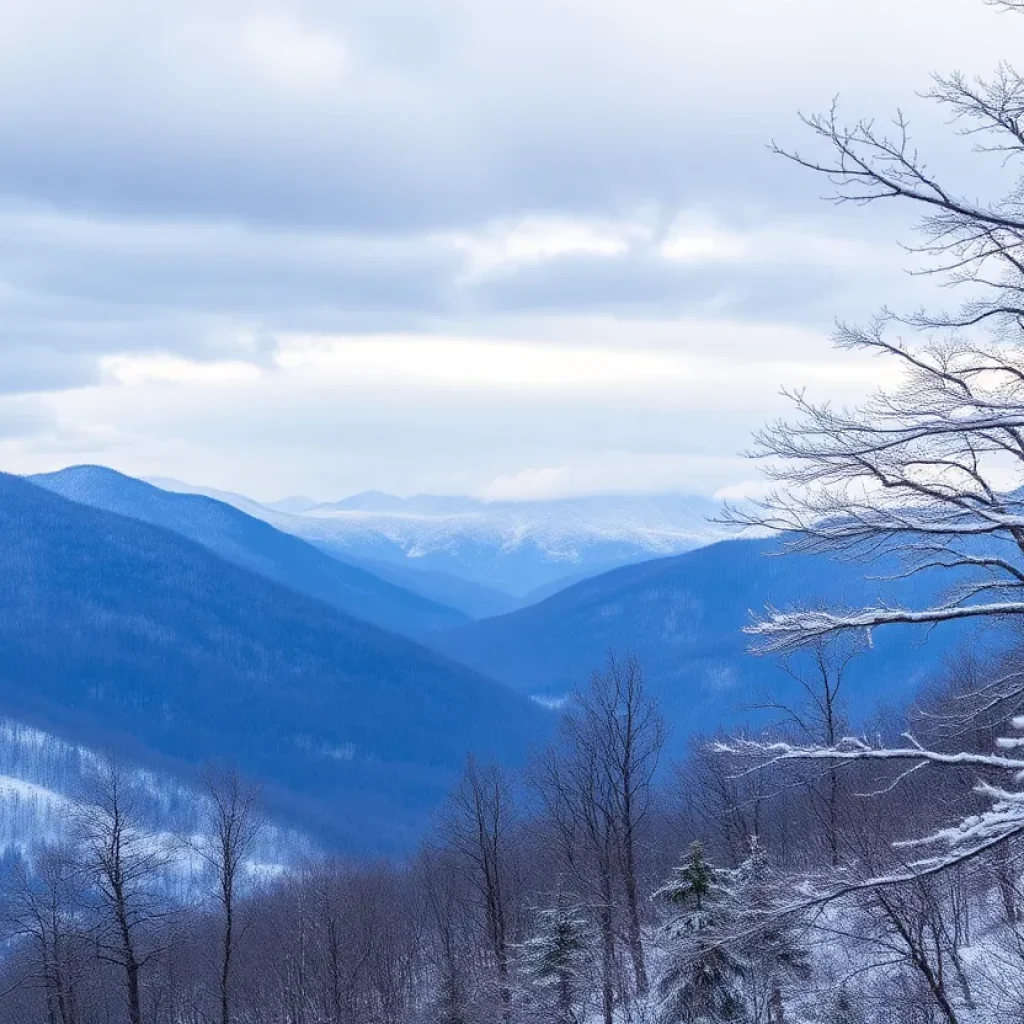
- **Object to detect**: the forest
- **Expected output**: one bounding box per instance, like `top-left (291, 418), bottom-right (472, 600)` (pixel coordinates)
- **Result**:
top-left (11, 0), bottom-right (1024, 1022)
top-left (2, 642), bottom-right (1024, 1024)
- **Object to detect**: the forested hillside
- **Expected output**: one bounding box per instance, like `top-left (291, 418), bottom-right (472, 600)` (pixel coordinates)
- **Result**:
top-left (0, 473), bottom-right (549, 850)
top-left (435, 537), bottom-right (985, 740)
top-left (2, 650), bottom-right (1020, 1023)
top-left (32, 465), bottom-right (469, 638)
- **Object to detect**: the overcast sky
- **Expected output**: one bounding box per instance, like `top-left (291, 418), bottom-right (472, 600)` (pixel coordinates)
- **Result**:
top-left (0, 0), bottom-right (1017, 501)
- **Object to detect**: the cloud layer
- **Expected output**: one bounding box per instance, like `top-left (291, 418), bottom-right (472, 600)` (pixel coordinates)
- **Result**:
top-left (0, 0), bottom-right (1016, 498)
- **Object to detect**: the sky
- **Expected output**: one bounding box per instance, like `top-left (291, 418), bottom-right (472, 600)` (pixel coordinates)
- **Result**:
top-left (0, 0), bottom-right (1017, 501)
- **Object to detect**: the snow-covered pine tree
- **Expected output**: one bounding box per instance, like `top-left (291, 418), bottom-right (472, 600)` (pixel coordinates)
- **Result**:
top-left (654, 842), bottom-right (744, 1023)
top-left (723, 837), bottom-right (810, 1024)
top-left (520, 886), bottom-right (591, 1024)
top-left (656, 839), bottom-right (714, 912)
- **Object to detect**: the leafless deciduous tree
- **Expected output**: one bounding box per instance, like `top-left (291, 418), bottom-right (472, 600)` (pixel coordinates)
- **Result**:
top-left (441, 756), bottom-right (519, 1023)
top-left (533, 720), bottom-right (619, 1024)
top-left (530, 656), bottom-right (664, 1022)
top-left (758, 634), bottom-right (863, 866)
top-left (194, 767), bottom-right (263, 1024)
top-left (76, 763), bottom-right (173, 1024)
top-left (721, 3), bottom-right (1024, 655)
top-left (575, 654), bottom-right (665, 996)
top-left (2, 846), bottom-right (85, 1024)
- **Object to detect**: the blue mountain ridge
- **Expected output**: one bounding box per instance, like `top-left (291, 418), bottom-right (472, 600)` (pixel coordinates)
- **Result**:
top-left (432, 536), bottom-right (1001, 748)
top-left (337, 552), bottom-right (520, 619)
top-left (31, 465), bottom-right (469, 639)
top-left (0, 473), bottom-right (551, 851)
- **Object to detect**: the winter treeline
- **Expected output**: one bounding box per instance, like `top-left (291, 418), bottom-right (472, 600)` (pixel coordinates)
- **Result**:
top-left (6, 645), bottom-right (1024, 1023)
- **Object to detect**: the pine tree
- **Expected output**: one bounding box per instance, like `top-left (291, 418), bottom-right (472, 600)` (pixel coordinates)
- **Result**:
top-left (724, 837), bottom-right (810, 1024)
top-left (520, 887), bottom-right (591, 1024)
top-left (656, 840), bottom-right (714, 912)
top-left (655, 842), bottom-right (744, 1024)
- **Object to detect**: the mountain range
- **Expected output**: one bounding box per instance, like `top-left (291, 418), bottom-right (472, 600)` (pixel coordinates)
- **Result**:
top-left (0, 472), bottom-right (549, 851)
top-left (149, 478), bottom-right (732, 601)
top-left (32, 466), bottom-right (468, 639)
top-left (0, 463), bottom-right (1004, 853)
top-left (432, 537), bottom-right (990, 748)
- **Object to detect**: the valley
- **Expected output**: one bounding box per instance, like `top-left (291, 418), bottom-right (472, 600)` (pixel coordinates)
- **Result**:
top-left (0, 466), bottom-right (989, 855)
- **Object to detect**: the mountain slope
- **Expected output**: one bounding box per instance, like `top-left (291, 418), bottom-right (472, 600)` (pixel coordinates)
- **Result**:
top-left (0, 474), bottom-right (550, 850)
top-left (433, 538), bottom-right (991, 744)
top-left (31, 466), bottom-right (469, 638)
top-left (150, 480), bottom-right (733, 597)
top-left (340, 553), bottom-right (520, 619)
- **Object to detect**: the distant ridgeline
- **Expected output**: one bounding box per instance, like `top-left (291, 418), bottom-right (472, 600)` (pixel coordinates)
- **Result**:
top-left (0, 466), bottom-right (1004, 852)
top-left (146, 475), bottom-right (731, 600)
top-left (31, 465), bottom-right (471, 639)
top-left (0, 472), bottom-right (550, 853)
top-left (431, 537), bottom-right (1001, 749)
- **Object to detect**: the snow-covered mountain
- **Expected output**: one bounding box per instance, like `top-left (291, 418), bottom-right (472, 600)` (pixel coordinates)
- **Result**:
top-left (33, 466), bottom-right (470, 638)
top-left (148, 482), bottom-right (734, 597)
top-left (0, 716), bottom-right (306, 872)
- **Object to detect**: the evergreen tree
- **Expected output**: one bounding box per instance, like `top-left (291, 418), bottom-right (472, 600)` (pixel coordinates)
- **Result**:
top-left (724, 837), bottom-right (810, 1024)
top-left (656, 840), bottom-right (714, 912)
top-left (655, 842), bottom-right (744, 1024)
top-left (520, 886), bottom-right (591, 1024)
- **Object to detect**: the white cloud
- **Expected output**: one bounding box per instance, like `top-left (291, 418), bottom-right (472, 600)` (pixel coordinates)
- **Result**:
top-left (234, 14), bottom-right (351, 90)
top-left (713, 479), bottom-right (778, 503)
top-left (0, 0), bottom-right (1016, 497)
top-left (445, 217), bottom-right (637, 277)
top-left (100, 355), bottom-right (263, 387)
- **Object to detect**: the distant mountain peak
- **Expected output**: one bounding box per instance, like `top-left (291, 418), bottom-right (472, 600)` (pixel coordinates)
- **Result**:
top-left (30, 466), bottom-right (470, 638)
top-left (141, 474), bottom-right (734, 596)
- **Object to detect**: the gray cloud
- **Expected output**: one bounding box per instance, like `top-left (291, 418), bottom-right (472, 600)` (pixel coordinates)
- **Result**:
top-left (0, 0), bottom-right (1017, 494)
top-left (0, 0), bottom-right (1006, 230)
top-left (469, 248), bottom-right (882, 323)
top-left (0, 396), bottom-right (55, 438)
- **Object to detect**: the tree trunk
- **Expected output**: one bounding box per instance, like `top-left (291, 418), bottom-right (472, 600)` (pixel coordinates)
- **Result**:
top-left (599, 868), bottom-right (615, 1024)
top-left (621, 811), bottom-right (647, 995)
top-left (220, 887), bottom-right (233, 1024)
top-left (113, 881), bottom-right (143, 1024)
top-left (557, 965), bottom-right (573, 1024)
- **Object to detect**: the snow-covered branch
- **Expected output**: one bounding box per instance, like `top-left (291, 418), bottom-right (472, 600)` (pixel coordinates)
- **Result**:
top-left (715, 716), bottom-right (1024, 896)
top-left (713, 735), bottom-right (1024, 774)
top-left (744, 601), bottom-right (1024, 654)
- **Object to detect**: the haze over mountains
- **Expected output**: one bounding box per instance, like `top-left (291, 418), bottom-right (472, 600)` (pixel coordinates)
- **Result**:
top-left (152, 477), bottom-right (731, 600)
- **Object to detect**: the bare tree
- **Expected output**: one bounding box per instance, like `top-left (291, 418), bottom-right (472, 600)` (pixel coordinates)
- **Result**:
top-left (575, 654), bottom-right (665, 996)
top-left (441, 756), bottom-right (518, 1023)
top-left (533, 713), bottom-right (620, 1024)
top-left (760, 634), bottom-right (863, 866)
top-left (719, 2), bottom-right (1024, 655)
top-left (76, 762), bottom-right (173, 1024)
top-left (195, 767), bottom-right (263, 1024)
top-left (417, 847), bottom-right (477, 1024)
top-left (2, 846), bottom-right (85, 1024)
